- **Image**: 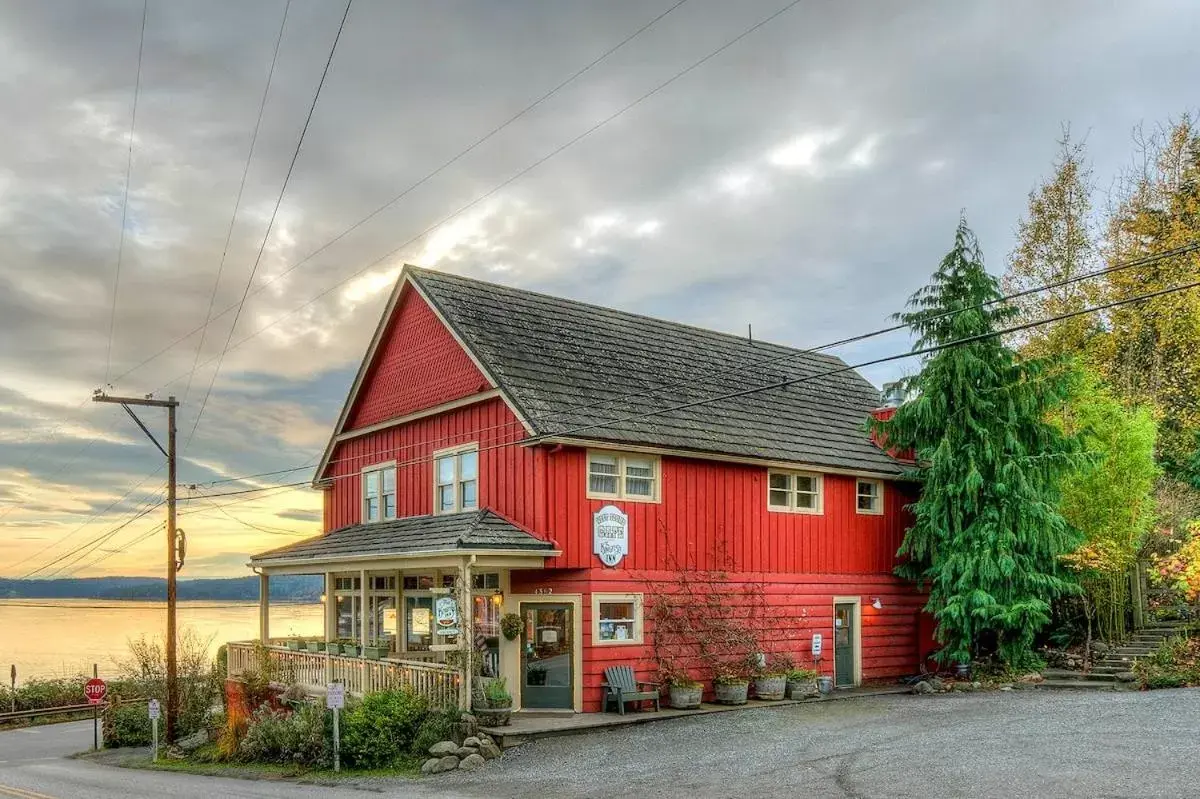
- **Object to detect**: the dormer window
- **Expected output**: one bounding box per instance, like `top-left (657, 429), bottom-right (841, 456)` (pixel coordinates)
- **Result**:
top-left (363, 463), bottom-right (397, 522)
top-left (434, 445), bottom-right (478, 514)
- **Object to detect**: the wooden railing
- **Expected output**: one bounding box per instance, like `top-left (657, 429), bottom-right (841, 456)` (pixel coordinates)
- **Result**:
top-left (226, 641), bottom-right (459, 709)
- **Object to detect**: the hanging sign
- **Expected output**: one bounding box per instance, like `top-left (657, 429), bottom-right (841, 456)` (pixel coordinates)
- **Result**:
top-left (593, 504), bottom-right (629, 567)
top-left (434, 596), bottom-right (459, 636)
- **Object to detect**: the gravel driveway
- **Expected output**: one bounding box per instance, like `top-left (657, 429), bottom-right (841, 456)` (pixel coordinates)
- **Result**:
top-left (415, 688), bottom-right (1200, 799)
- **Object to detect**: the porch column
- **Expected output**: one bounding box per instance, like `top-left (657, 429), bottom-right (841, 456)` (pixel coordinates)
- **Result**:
top-left (259, 572), bottom-right (270, 643)
top-left (459, 556), bottom-right (474, 711)
top-left (360, 568), bottom-right (369, 650)
top-left (324, 572), bottom-right (336, 641)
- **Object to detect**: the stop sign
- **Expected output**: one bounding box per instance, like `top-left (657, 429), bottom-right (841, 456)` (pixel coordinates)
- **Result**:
top-left (84, 678), bottom-right (107, 705)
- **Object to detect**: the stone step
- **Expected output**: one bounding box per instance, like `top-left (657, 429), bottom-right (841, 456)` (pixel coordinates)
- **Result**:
top-left (1042, 669), bottom-right (1115, 682)
top-left (1038, 679), bottom-right (1115, 691)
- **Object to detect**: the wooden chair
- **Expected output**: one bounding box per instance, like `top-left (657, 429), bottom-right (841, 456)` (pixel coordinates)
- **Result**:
top-left (602, 665), bottom-right (660, 715)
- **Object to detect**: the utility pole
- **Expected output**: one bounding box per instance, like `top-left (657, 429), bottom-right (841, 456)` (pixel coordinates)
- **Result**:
top-left (93, 390), bottom-right (181, 744)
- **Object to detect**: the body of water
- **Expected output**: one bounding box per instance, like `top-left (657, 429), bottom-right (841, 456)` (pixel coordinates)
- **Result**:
top-left (0, 598), bottom-right (323, 683)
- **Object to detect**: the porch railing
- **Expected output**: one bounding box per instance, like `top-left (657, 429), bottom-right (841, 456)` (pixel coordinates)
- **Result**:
top-left (226, 641), bottom-right (459, 709)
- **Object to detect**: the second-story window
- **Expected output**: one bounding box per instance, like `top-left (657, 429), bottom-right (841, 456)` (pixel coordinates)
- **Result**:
top-left (434, 445), bottom-right (478, 514)
top-left (586, 450), bottom-right (660, 502)
top-left (363, 464), bottom-right (397, 522)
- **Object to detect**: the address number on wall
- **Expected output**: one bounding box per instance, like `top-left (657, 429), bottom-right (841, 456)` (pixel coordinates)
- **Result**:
top-left (533, 588), bottom-right (554, 595)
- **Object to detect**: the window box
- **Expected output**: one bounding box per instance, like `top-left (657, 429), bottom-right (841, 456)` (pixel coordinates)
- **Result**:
top-left (856, 479), bottom-right (884, 515)
top-left (766, 470), bottom-right (823, 514)
top-left (592, 593), bottom-right (643, 645)
top-left (586, 451), bottom-right (661, 503)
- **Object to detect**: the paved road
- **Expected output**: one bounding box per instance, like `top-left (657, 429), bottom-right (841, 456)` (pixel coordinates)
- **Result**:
top-left (3, 690), bottom-right (1199, 798)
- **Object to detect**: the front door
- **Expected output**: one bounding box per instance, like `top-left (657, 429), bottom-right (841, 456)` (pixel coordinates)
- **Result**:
top-left (520, 603), bottom-right (573, 709)
top-left (834, 602), bottom-right (856, 688)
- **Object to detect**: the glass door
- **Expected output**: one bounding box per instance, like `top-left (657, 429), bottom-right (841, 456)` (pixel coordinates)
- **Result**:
top-left (834, 602), bottom-right (856, 687)
top-left (520, 603), bottom-right (573, 709)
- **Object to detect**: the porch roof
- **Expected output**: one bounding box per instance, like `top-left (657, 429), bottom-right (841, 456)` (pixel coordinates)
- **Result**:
top-left (249, 508), bottom-right (555, 567)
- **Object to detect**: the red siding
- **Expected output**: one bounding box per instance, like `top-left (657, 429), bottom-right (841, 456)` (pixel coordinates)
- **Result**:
top-left (325, 397), bottom-right (537, 532)
top-left (347, 287), bottom-right (490, 430)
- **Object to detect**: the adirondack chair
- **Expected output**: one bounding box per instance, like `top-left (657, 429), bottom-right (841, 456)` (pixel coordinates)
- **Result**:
top-left (602, 665), bottom-right (660, 715)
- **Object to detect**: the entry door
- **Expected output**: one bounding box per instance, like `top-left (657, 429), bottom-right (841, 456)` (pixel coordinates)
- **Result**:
top-left (520, 603), bottom-right (573, 709)
top-left (834, 602), bottom-right (856, 688)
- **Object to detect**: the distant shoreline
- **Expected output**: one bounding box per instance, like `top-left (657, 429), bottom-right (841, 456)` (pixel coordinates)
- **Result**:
top-left (0, 574), bottom-right (322, 602)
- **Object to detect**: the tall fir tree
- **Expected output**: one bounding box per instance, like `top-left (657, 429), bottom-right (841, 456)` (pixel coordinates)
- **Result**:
top-left (874, 219), bottom-right (1081, 670)
top-left (1101, 116), bottom-right (1200, 468)
top-left (1002, 130), bottom-right (1101, 361)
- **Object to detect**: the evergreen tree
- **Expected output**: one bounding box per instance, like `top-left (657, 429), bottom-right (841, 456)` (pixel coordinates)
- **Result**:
top-left (1002, 130), bottom-right (1101, 360)
top-left (873, 219), bottom-right (1082, 670)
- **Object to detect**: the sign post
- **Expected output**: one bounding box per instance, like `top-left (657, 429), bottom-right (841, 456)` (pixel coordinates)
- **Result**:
top-left (326, 683), bottom-right (345, 772)
top-left (148, 699), bottom-right (161, 761)
top-left (85, 666), bottom-right (106, 751)
top-left (9, 665), bottom-right (15, 714)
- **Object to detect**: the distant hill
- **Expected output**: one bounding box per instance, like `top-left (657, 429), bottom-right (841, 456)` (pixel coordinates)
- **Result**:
top-left (0, 575), bottom-right (322, 602)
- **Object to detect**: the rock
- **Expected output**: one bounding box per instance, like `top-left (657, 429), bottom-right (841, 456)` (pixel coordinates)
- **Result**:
top-left (460, 713), bottom-right (477, 725)
top-left (1115, 671), bottom-right (1138, 682)
top-left (928, 677), bottom-right (945, 692)
top-left (1017, 672), bottom-right (1044, 684)
top-left (1090, 641), bottom-right (1111, 656)
top-left (456, 746), bottom-right (479, 758)
top-left (999, 685), bottom-right (1013, 691)
top-left (970, 682), bottom-right (981, 690)
top-left (429, 740), bottom-right (460, 757)
top-left (176, 729), bottom-right (208, 753)
top-left (459, 753), bottom-right (486, 771)
top-left (480, 741), bottom-right (502, 760)
top-left (463, 736), bottom-right (482, 748)
top-left (478, 734), bottom-right (493, 745)
top-left (911, 680), bottom-right (934, 695)
top-left (421, 758), bottom-right (441, 775)
top-left (433, 755), bottom-right (460, 773)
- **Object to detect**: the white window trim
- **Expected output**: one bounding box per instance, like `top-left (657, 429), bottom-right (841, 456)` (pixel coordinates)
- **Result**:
top-left (766, 469), bottom-right (824, 515)
top-left (591, 592), bottom-right (644, 646)
top-left (855, 478), bottom-right (884, 515)
top-left (361, 461), bottom-right (397, 524)
top-left (432, 443), bottom-right (479, 515)
top-left (585, 450), bottom-right (662, 503)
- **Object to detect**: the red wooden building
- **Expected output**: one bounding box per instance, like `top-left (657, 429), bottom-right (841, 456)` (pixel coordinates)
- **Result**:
top-left (248, 266), bottom-right (926, 712)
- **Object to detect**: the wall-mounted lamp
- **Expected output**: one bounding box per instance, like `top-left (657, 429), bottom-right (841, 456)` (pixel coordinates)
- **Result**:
top-left (490, 592), bottom-right (504, 606)
top-left (871, 597), bottom-right (883, 610)
top-left (319, 593), bottom-right (327, 604)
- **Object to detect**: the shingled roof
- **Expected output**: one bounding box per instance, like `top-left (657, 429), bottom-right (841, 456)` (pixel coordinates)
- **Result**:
top-left (406, 266), bottom-right (904, 477)
top-left (251, 509), bottom-right (555, 567)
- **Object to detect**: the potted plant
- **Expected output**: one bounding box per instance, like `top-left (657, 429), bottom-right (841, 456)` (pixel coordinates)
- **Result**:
top-left (472, 676), bottom-right (512, 726)
top-left (285, 638), bottom-right (302, 651)
top-left (325, 640), bottom-right (341, 655)
top-left (752, 654), bottom-right (791, 700)
top-left (713, 672), bottom-right (750, 705)
top-left (527, 663), bottom-right (548, 686)
top-left (362, 639), bottom-right (388, 660)
top-left (785, 668), bottom-right (820, 699)
top-left (659, 662), bottom-right (703, 709)
top-left (342, 642), bottom-right (359, 658)
top-left (501, 612), bottom-right (523, 641)
top-left (305, 639), bottom-right (322, 653)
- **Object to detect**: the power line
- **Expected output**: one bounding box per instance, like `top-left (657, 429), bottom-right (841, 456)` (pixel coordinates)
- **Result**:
top-left (104, 0), bottom-right (149, 386)
top-left (59, 521), bottom-right (164, 578)
top-left (181, 0), bottom-right (292, 407)
top-left (189, 491), bottom-right (311, 536)
top-left (22, 497), bottom-right (166, 579)
top-left (184, 0), bottom-right (353, 453)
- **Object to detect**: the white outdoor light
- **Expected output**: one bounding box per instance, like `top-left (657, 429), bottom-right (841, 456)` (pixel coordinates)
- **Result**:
top-left (871, 597), bottom-right (883, 610)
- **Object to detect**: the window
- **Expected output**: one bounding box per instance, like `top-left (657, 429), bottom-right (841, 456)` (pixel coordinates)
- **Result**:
top-left (586, 451), bottom-right (660, 502)
top-left (767, 470), bottom-right (823, 514)
top-left (405, 595), bottom-right (434, 651)
top-left (856, 479), bottom-right (883, 515)
top-left (472, 572), bottom-right (500, 590)
top-left (434, 445), bottom-right (478, 514)
top-left (402, 574), bottom-right (434, 591)
top-left (592, 593), bottom-right (643, 645)
top-left (362, 464), bottom-right (396, 522)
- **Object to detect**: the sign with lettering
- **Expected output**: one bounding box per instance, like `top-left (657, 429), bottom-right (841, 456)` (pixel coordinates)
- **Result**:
top-left (84, 678), bottom-right (107, 705)
top-left (811, 634), bottom-right (823, 658)
top-left (434, 596), bottom-right (459, 636)
top-left (326, 682), bottom-right (345, 710)
top-left (148, 699), bottom-right (161, 720)
top-left (593, 504), bottom-right (629, 567)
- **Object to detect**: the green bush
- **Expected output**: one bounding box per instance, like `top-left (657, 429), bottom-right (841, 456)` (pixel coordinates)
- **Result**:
top-left (340, 689), bottom-right (429, 769)
top-left (237, 704), bottom-right (330, 767)
top-left (411, 707), bottom-right (462, 757)
top-left (1133, 636), bottom-right (1200, 689)
top-left (103, 702), bottom-right (153, 748)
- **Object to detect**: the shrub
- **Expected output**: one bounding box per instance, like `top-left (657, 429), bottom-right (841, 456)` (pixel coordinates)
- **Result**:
top-left (411, 708), bottom-right (462, 756)
top-left (1133, 635), bottom-right (1200, 689)
top-left (340, 689), bottom-right (428, 769)
top-left (237, 703), bottom-right (330, 767)
top-left (103, 701), bottom-right (153, 748)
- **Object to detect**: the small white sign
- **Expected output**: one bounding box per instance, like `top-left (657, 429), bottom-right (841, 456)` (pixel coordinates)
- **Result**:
top-left (811, 634), bottom-right (823, 658)
top-left (541, 629), bottom-right (558, 644)
top-left (593, 504), bottom-right (629, 567)
top-left (148, 699), bottom-right (161, 720)
top-left (326, 683), bottom-right (345, 710)
top-left (435, 596), bottom-right (459, 637)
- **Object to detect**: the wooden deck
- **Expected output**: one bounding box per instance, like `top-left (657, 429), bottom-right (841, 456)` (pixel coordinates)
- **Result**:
top-left (480, 685), bottom-right (911, 748)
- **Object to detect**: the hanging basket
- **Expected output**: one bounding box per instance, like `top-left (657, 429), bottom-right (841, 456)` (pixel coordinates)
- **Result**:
top-left (500, 613), bottom-right (523, 641)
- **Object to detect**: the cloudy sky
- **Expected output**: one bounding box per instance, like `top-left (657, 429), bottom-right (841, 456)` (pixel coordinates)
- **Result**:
top-left (1, 0), bottom-right (1196, 578)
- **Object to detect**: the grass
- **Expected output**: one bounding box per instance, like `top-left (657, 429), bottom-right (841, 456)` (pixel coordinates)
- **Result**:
top-left (77, 746), bottom-right (422, 784)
